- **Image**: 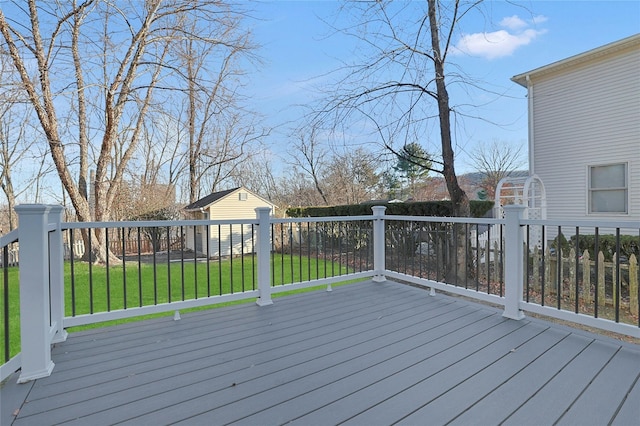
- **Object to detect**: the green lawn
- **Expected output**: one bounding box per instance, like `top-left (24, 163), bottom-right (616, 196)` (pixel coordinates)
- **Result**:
top-left (66, 254), bottom-right (350, 314)
top-left (1, 254), bottom-right (355, 361)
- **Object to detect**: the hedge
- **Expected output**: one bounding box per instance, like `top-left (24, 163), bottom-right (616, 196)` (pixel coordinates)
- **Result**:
top-left (286, 200), bottom-right (494, 219)
top-left (566, 234), bottom-right (640, 262)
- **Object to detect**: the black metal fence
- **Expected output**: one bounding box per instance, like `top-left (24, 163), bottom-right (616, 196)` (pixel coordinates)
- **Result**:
top-left (384, 218), bottom-right (505, 296)
top-left (523, 224), bottom-right (640, 327)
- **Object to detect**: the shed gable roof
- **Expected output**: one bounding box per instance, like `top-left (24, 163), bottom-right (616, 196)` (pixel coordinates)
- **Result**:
top-left (184, 187), bottom-right (240, 210)
top-left (184, 187), bottom-right (276, 211)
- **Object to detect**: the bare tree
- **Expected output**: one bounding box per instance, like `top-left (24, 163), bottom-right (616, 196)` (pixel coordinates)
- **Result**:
top-left (323, 147), bottom-right (381, 204)
top-left (175, 16), bottom-right (263, 203)
top-left (0, 47), bottom-right (53, 229)
top-left (468, 138), bottom-right (525, 199)
top-left (288, 127), bottom-right (330, 206)
top-left (0, 1), bottom-right (256, 262)
top-left (311, 1), bottom-right (509, 282)
top-left (313, 0), bottom-right (476, 217)
top-left (278, 171), bottom-right (328, 209)
top-left (0, 108), bottom-right (27, 231)
top-left (137, 115), bottom-right (185, 200)
top-left (0, 51), bottom-right (21, 230)
top-left (229, 150), bottom-right (280, 202)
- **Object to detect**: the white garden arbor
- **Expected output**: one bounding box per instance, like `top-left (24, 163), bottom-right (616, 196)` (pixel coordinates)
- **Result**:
top-left (495, 174), bottom-right (547, 248)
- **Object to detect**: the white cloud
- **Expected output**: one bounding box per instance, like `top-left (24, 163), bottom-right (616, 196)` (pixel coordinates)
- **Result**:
top-left (452, 15), bottom-right (548, 60)
top-left (500, 15), bottom-right (527, 30)
top-left (531, 15), bottom-right (548, 25)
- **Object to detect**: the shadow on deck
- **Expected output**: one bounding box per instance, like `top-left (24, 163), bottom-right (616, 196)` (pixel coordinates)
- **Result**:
top-left (2, 280), bottom-right (639, 425)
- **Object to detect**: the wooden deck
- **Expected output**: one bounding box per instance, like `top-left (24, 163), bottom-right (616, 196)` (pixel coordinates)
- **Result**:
top-left (2, 280), bottom-right (640, 426)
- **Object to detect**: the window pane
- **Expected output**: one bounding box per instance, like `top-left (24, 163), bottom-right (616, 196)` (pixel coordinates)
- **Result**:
top-left (591, 164), bottom-right (626, 189)
top-left (591, 189), bottom-right (627, 213)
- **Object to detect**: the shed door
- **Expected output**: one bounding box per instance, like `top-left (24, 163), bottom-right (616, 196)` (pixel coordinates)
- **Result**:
top-left (195, 212), bottom-right (208, 254)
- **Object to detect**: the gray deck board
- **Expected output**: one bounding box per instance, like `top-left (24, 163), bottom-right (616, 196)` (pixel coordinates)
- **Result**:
top-left (502, 340), bottom-right (622, 426)
top-left (447, 333), bottom-right (592, 426)
top-left (3, 279), bottom-right (639, 426)
top-left (180, 311), bottom-right (506, 425)
top-left (613, 376), bottom-right (640, 426)
top-left (284, 315), bottom-right (523, 426)
top-left (339, 321), bottom-right (545, 425)
top-left (556, 348), bottom-right (640, 425)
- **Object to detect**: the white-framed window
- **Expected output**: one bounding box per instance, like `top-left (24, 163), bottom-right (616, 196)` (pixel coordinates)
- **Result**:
top-left (588, 163), bottom-right (628, 214)
top-left (239, 192), bottom-right (248, 201)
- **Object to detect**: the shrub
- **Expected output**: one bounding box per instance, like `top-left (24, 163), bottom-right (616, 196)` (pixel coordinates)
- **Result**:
top-left (569, 234), bottom-right (640, 262)
top-left (286, 200), bottom-right (494, 218)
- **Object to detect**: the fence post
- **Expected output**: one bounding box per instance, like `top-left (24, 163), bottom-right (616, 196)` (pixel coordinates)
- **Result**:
top-left (48, 205), bottom-right (68, 344)
top-left (15, 204), bottom-right (55, 382)
top-left (372, 206), bottom-right (387, 282)
top-left (502, 205), bottom-right (526, 320)
top-left (255, 207), bottom-right (273, 306)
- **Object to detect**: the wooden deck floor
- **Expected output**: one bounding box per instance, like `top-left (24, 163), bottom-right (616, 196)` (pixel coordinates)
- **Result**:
top-left (2, 280), bottom-right (640, 426)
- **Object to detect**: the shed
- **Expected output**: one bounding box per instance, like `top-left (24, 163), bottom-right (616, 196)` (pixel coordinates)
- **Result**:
top-left (184, 187), bottom-right (276, 257)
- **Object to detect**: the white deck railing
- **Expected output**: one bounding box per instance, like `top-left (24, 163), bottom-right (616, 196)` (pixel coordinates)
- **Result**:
top-left (1, 204), bottom-right (639, 384)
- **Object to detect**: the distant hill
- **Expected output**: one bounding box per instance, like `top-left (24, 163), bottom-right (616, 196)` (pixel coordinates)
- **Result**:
top-left (461, 170), bottom-right (529, 186)
top-left (414, 170), bottom-right (529, 201)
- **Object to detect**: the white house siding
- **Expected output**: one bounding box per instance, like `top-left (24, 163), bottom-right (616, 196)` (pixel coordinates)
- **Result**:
top-left (206, 223), bottom-right (255, 258)
top-left (529, 43), bottom-right (640, 228)
top-left (205, 189), bottom-right (273, 257)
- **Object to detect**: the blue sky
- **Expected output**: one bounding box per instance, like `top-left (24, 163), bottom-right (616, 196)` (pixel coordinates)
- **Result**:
top-left (248, 1), bottom-right (640, 173)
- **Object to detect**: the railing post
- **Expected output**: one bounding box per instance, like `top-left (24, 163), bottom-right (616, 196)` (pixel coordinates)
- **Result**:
top-left (48, 205), bottom-right (68, 344)
top-left (372, 206), bottom-right (387, 282)
top-left (15, 204), bottom-right (55, 382)
top-left (255, 207), bottom-right (273, 306)
top-left (502, 204), bottom-right (526, 320)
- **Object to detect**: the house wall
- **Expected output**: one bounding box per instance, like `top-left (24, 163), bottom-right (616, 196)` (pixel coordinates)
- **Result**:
top-left (205, 189), bottom-right (274, 257)
top-left (184, 211), bottom-right (203, 256)
top-left (529, 43), bottom-right (640, 223)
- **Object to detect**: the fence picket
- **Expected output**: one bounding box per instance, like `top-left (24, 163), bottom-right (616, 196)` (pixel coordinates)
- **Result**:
top-left (569, 248), bottom-right (576, 302)
top-left (613, 252), bottom-right (618, 307)
top-left (582, 250), bottom-right (591, 305)
top-left (545, 246), bottom-right (552, 298)
top-left (630, 254), bottom-right (638, 317)
top-left (493, 240), bottom-right (500, 286)
top-left (598, 251), bottom-right (605, 307)
top-left (532, 246), bottom-right (540, 292)
top-left (531, 248), bottom-right (639, 316)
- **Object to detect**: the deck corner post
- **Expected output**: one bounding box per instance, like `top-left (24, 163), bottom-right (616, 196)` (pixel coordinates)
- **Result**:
top-left (502, 204), bottom-right (526, 320)
top-left (255, 207), bottom-right (273, 306)
top-left (372, 206), bottom-right (387, 282)
top-left (15, 204), bottom-right (55, 383)
top-left (48, 205), bottom-right (68, 344)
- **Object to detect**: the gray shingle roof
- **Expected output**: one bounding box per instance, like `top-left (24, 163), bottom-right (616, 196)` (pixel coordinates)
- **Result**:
top-left (184, 187), bottom-right (240, 210)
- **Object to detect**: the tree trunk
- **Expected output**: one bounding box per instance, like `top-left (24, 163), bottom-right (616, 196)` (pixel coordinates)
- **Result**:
top-left (428, 0), bottom-right (470, 283)
top-left (0, 173), bottom-right (17, 231)
top-left (427, 0), bottom-right (470, 218)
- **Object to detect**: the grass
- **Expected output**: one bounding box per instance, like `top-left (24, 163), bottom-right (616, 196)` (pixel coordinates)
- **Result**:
top-left (1, 265), bottom-right (19, 362)
top-left (1, 254), bottom-right (357, 361)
